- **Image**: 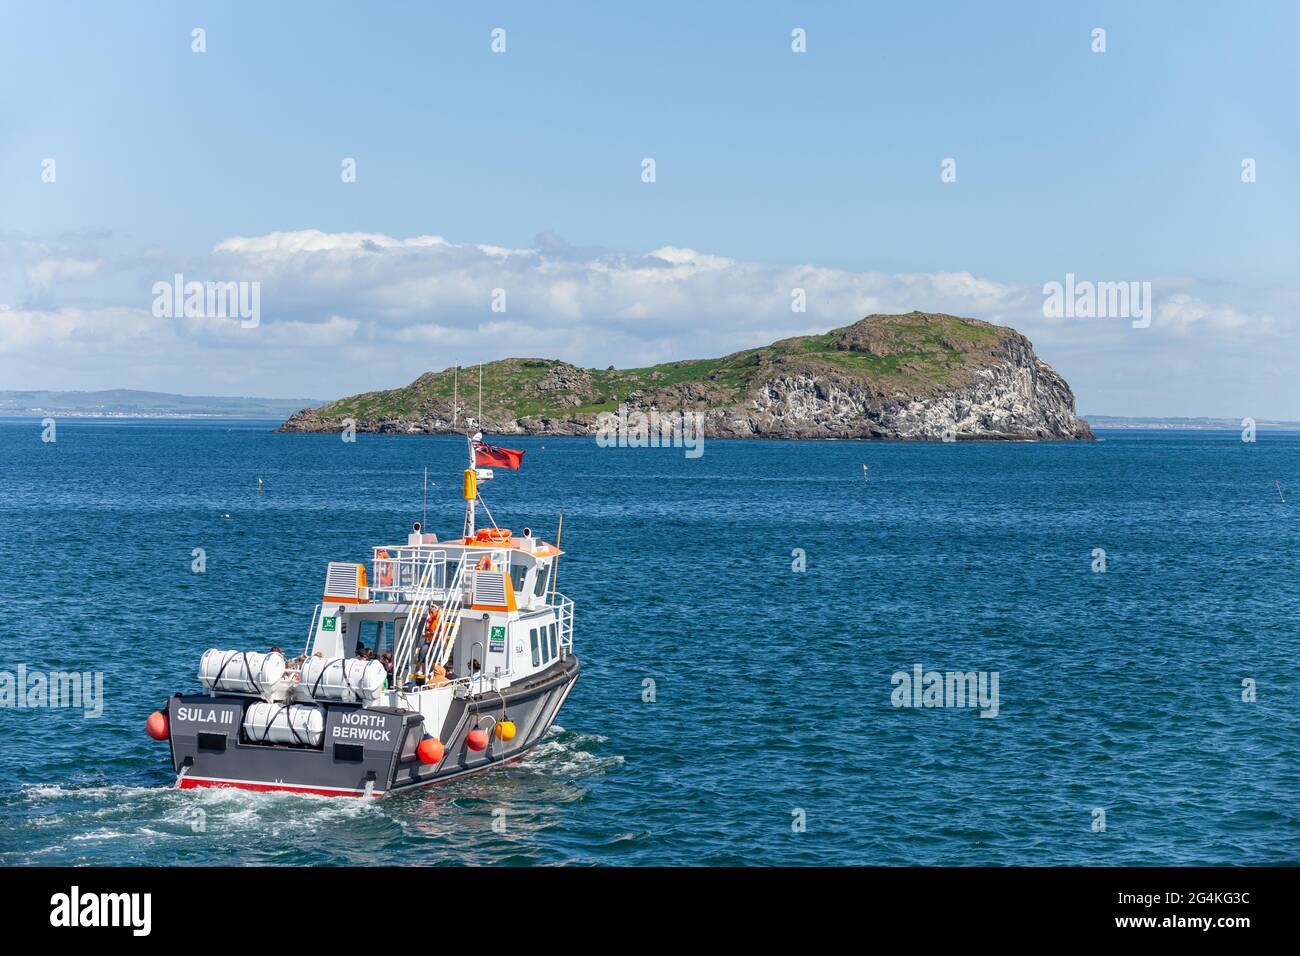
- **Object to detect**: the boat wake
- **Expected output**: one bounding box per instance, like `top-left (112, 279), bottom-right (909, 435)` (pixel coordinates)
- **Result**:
top-left (5, 780), bottom-right (392, 865)
top-left (518, 725), bottom-right (624, 778)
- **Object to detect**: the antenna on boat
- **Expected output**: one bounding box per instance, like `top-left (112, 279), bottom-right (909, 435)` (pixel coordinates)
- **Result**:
top-left (478, 363), bottom-right (483, 428)
top-left (452, 365), bottom-right (458, 428)
top-left (549, 510), bottom-right (564, 604)
top-left (423, 466), bottom-right (429, 530)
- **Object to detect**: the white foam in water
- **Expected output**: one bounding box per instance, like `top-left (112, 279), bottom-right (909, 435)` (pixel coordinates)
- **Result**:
top-left (521, 725), bottom-right (624, 777)
top-left (20, 782), bottom-right (168, 802)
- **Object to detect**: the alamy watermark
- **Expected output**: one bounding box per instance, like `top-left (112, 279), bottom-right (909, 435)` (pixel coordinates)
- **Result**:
top-left (50, 886), bottom-right (150, 936)
top-left (1043, 273), bottom-right (1151, 328)
top-left (152, 273), bottom-right (260, 328)
top-left (595, 405), bottom-right (704, 458)
top-left (1, 665), bottom-right (104, 718)
top-left (891, 663), bottom-right (999, 718)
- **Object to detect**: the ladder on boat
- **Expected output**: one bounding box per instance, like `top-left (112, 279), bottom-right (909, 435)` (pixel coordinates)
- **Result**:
top-left (430, 554), bottom-right (470, 670)
top-left (395, 552), bottom-right (470, 685)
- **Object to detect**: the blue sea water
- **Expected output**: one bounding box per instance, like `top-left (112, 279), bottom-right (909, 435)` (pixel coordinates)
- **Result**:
top-left (0, 419), bottom-right (1297, 866)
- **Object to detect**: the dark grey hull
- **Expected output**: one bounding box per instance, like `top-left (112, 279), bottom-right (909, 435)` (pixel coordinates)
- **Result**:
top-left (169, 655), bottom-right (579, 797)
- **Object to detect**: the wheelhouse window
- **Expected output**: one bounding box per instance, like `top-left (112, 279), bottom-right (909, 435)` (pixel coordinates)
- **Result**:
top-left (548, 622), bottom-right (558, 659)
top-left (533, 563), bottom-right (551, 598)
top-left (529, 627), bottom-right (541, 667)
top-left (510, 563), bottom-right (528, 595)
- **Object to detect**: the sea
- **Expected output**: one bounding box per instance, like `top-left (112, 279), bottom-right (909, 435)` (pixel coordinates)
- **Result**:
top-left (1, 419), bottom-right (1297, 865)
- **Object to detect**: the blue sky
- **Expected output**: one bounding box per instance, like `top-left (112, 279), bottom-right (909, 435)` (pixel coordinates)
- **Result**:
top-left (2, 0), bottom-right (1298, 417)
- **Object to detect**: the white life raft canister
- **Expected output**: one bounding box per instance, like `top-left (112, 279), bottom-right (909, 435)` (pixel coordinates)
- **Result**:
top-left (300, 656), bottom-right (387, 705)
top-left (242, 702), bottom-right (325, 747)
top-left (199, 649), bottom-right (286, 695)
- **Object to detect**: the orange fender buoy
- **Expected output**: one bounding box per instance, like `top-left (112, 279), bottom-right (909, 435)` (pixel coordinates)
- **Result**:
top-left (146, 710), bottom-right (170, 741)
top-left (494, 720), bottom-right (516, 741)
top-left (466, 728), bottom-right (489, 751)
top-left (417, 736), bottom-right (445, 765)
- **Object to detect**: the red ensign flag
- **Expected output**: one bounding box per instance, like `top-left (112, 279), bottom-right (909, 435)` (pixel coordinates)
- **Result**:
top-left (473, 441), bottom-right (525, 470)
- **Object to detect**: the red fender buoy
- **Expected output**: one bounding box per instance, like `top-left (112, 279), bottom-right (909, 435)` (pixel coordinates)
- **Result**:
top-left (466, 728), bottom-right (489, 751)
top-left (146, 710), bottom-right (169, 741)
top-left (417, 736), bottom-right (445, 765)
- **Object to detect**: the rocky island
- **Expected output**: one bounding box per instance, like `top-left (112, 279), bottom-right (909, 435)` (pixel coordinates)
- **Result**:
top-left (278, 311), bottom-right (1094, 440)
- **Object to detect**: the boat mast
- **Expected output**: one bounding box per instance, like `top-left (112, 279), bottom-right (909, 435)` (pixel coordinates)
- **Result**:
top-left (463, 432), bottom-right (476, 538)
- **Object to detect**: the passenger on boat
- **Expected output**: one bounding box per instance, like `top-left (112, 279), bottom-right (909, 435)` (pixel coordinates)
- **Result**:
top-left (379, 652), bottom-right (394, 680)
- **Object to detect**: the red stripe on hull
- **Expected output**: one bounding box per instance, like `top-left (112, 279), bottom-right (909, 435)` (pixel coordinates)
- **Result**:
top-left (179, 777), bottom-right (375, 798)
top-left (175, 728), bottom-right (555, 798)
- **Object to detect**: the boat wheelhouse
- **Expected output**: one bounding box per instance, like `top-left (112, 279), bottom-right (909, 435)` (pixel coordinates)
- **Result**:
top-left (149, 435), bottom-right (579, 797)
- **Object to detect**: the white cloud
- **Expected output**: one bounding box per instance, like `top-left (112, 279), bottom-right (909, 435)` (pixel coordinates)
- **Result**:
top-left (1155, 294), bottom-right (1270, 333)
top-left (25, 257), bottom-right (102, 292)
top-left (0, 228), bottom-right (1294, 416)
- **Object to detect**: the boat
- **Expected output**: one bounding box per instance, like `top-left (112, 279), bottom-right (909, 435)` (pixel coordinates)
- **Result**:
top-left (145, 433), bottom-right (579, 797)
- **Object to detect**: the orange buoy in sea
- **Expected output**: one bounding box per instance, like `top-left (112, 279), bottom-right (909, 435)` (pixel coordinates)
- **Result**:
top-left (466, 728), bottom-right (489, 751)
top-left (146, 710), bottom-right (169, 741)
top-left (417, 736), bottom-right (445, 765)
top-left (494, 720), bottom-right (516, 741)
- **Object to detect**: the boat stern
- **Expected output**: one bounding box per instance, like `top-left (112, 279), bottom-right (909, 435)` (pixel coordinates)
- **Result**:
top-left (167, 694), bottom-right (423, 797)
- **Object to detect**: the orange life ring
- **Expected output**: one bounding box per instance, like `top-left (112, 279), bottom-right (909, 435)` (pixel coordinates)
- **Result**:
top-left (376, 549), bottom-right (394, 587)
top-left (475, 555), bottom-right (492, 571)
top-left (474, 527), bottom-right (511, 543)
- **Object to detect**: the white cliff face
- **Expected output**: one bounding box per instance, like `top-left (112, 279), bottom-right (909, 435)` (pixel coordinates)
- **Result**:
top-left (706, 335), bottom-right (1091, 440)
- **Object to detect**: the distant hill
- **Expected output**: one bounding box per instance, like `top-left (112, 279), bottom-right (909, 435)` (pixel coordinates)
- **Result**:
top-left (0, 389), bottom-right (324, 419)
top-left (281, 311), bottom-right (1095, 441)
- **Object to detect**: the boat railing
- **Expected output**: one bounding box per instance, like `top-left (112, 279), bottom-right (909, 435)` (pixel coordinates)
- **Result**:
top-left (302, 602), bottom-right (322, 657)
top-left (371, 546), bottom-right (450, 603)
top-left (372, 545), bottom-right (518, 604)
top-left (403, 671), bottom-right (498, 701)
top-left (554, 592), bottom-right (575, 658)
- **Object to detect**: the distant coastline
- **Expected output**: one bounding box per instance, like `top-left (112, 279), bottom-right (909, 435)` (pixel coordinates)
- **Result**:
top-left (1084, 416), bottom-right (1299, 430)
top-left (0, 389), bottom-right (322, 421)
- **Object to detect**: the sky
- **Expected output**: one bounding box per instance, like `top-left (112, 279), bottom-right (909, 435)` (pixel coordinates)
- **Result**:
top-left (1, 0), bottom-right (1297, 417)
